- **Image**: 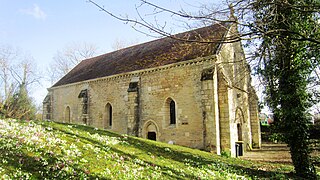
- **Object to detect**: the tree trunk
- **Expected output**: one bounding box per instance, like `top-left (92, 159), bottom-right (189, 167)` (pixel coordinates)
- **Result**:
top-left (276, 34), bottom-right (316, 178)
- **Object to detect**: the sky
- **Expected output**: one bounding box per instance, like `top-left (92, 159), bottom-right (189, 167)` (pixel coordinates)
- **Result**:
top-left (0, 0), bottom-right (220, 107)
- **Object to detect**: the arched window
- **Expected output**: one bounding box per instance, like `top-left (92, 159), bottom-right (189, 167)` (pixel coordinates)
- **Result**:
top-left (105, 103), bottom-right (112, 128)
top-left (109, 105), bottom-right (112, 127)
top-left (169, 99), bottom-right (176, 125)
top-left (65, 106), bottom-right (71, 123)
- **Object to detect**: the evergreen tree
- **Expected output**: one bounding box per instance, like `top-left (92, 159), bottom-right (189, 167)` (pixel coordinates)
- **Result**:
top-left (3, 83), bottom-right (36, 120)
top-left (252, 0), bottom-right (319, 178)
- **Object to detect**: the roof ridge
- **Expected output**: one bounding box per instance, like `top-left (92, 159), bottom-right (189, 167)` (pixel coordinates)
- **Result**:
top-left (52, 23), bottom-right (229, 87)
top-left (82, 23), bottom-right (228, 62)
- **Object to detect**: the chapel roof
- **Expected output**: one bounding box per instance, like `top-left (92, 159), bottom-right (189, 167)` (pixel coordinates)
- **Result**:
top-left (52, 23), bottom-right (229, 87)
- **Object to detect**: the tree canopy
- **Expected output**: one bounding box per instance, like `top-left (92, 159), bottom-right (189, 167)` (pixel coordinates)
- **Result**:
top-left (252, 0), bottom-right (319, 178)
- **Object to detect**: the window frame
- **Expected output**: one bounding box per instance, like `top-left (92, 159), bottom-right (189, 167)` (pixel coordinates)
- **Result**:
top-left (105, 103), bottom-right (113, 129)
top-left (169, 99), bottom-right (176, 125)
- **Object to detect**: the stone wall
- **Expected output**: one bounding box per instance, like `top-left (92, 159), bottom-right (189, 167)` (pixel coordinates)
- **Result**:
top-left (47, 36), bottom-right (260, 156)
top-left (216, 35), bottom-right (256, 156)
top-left (50, 56), bottom-right (219, 150)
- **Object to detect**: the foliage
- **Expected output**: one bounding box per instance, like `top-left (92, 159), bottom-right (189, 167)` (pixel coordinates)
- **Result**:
top-left (1, 119), bottom-right (312, 179)
top-left (220, 150), bottom-right (231, 158)
top-left (251, 0), bottom-right (320, 178)
top-left (1, 84), bottom-right (36, 120)
top-left (268, 133), bottom-right (285, 144)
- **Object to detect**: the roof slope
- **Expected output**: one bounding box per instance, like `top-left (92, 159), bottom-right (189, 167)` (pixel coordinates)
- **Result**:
top-left (52, 23), bottom-right (229, 87)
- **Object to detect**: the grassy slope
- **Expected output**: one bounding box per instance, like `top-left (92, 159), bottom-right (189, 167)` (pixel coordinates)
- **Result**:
top-left (0, 119), bottom-right (313, 179)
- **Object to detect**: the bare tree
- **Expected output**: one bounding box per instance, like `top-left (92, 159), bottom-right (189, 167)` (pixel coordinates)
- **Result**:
top-left (87, 0), bottom-right (319, 45)
top-left (0, 45), bottom-right (19, 101)
top-left (48, 42), bottom-right (99, 84)
top-left (0, 45), bottom-right (40, 119)
top-left (11, 57), bottom-right (41, 88)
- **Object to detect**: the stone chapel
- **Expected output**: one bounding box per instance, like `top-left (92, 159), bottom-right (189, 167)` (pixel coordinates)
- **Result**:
top-left (43, 22), bottom-right (261, 157)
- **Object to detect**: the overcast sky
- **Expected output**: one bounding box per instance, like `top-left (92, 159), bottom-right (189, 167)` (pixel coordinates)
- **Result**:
top-left (0, 0), bottom-right (220, 106)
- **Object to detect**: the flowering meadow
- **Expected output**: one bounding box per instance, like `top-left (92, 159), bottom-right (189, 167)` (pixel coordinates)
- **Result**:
top-left (0, 119), bottom-right (299, 179)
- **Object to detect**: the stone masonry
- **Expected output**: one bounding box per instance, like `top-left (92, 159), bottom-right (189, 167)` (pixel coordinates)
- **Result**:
top-left (43, 23), bottom-right (261, 157)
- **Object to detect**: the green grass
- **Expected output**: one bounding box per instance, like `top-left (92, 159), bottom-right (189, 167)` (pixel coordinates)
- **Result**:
top-left (0, 119), bottom-right (317, 179)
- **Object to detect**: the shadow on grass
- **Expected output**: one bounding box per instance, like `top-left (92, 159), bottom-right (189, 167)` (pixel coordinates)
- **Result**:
top-left (125, 137), bottom-right (301, 179)
top-left (46, 122), bottom-right (205, 179)
top-left (46, 121), bottom-right (304, 179)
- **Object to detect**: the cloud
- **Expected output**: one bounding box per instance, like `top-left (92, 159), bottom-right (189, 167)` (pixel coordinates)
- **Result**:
top-left (20, 4), bottom-right (47, 20)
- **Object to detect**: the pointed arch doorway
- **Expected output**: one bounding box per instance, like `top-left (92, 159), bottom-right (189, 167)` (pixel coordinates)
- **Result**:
top-left (144, 121), bottom-right (159, 141)
top-left (147, 132), bottom-right (156, 141)
top-left (235, 108), bottom-right (245, 141)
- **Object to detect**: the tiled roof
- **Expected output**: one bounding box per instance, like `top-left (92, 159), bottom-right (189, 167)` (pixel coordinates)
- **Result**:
top-left (52, 23), bottom-right (229, 87)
